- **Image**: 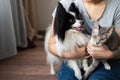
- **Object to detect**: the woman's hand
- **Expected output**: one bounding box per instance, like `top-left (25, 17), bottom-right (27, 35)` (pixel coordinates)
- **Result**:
top-left (87, 42), bottom-right (113, 59)
top-left (75, 45), bottom-right (91, 59)
top-left (61, 45), bottom-right (90, 59)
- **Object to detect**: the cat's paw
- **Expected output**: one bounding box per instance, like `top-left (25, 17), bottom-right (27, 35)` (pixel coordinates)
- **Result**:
top-left (104, 63), bottom-right (111, 70)
top-left (75, 72), bottom-right (82, 80)
top-left (105, 65), bottom-right (111, 70)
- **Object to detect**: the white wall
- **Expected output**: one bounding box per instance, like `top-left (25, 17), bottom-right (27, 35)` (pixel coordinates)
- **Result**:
top-left (35, 0), bottom-right (59, 31)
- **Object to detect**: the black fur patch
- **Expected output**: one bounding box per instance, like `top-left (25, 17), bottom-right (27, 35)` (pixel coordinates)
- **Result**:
top-left (54, 2), bottom-right (83, 41)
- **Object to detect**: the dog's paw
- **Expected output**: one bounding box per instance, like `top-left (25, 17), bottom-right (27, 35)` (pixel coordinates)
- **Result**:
top-left (50, 69), bottom-right (56, 75)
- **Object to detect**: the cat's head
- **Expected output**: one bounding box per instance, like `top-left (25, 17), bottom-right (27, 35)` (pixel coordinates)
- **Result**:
top-left (91, 22), bottom-right (114, 46)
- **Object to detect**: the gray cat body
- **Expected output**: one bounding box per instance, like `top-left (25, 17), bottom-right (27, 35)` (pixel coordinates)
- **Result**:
top-left (105, 29), bottom-right (120, 50)
top-left (83, 22), bottom-right (120, 80)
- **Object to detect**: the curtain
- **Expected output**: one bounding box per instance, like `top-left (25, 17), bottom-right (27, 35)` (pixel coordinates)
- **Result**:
top-left (0, 0), bottom-right (40, 59)
top-left (10, 0), bottom-right (28, 48)
top-left (23, 0), bottom-right (43, 41)
top-left (0, 0), bottom-right (17, 59)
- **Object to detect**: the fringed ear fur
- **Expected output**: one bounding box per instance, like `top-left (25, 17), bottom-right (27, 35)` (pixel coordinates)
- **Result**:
top-left (54, 2), bottom-right (67, 35)
top-left (106, 25), bottom-right (114, 36)
top-left (69, 3), bottom-right (77, 12)
top-left (93, 21), bottom-right (99, 29)
top-left (69, 3), bottom-right (82, 20)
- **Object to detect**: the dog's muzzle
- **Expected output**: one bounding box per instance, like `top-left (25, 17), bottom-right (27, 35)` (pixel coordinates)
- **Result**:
top-left (72, 27), bottom-right (84, 31)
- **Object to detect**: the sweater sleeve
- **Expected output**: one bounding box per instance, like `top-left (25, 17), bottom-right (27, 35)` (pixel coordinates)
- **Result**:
top-left (113, 1), bottom-right (120, 29)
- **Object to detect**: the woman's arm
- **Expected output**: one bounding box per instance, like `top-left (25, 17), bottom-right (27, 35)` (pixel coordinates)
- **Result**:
top-left (87, 42), bottom-right (113, 59)
top-left (48, 18), bottom-right (89, 59)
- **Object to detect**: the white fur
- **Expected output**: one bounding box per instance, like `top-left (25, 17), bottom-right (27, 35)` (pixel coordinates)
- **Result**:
top-left (44, 26), bottom-right (61, 75)
top-left (72, 20), bottom-right (82, 28)
top-left (57, 29), bottom-right (89, 80)
top-left (44, 10), bottom-right (90, 79)
top-left (45, 25), bottom-right (90, 80)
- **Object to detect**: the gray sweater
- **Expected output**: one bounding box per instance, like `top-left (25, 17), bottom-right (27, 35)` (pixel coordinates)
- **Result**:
top-left (52, 0), bottom-right (120, 34)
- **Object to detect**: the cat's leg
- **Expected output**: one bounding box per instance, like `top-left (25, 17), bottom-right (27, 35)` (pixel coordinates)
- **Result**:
top-left (50, 63), bottom-right (56, 75)
top-left (68, 60), bottom-right (82, 80)
top-left (102, 60), bottom-right (111, 70)
top-left (83, 58), bottom-right (99, 80)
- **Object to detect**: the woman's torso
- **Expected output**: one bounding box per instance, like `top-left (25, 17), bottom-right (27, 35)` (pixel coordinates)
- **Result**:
top-left (53, 0), bottom-right (120, 32)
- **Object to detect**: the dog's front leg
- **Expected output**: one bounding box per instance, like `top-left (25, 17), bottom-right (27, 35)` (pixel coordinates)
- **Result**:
top-left (50, 63), bottom-right (56, 75)
top-left (67, 60), bottom-right (82, 80)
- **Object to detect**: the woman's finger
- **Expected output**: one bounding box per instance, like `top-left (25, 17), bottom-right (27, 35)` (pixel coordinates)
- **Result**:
top-left (87, 47), bottom-right (93, 55)
top-left (84, 55), bottom-right (91, 59)
top-left (88, 43), bottom-right (105, 51)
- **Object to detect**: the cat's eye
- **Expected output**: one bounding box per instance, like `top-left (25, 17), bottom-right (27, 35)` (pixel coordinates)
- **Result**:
top-left (101, 36), bottom-right (106, 40)
top-left (101, 38), bottom-right (106, 40)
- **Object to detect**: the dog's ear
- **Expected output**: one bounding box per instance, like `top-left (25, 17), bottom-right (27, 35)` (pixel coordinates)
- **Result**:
top-left (69, 3), bottom-right (82, 20)
top-left (69, 3), bottom-right (78, 13)
top-left (54, 2), bottom-right (66, 21)
top-left (54, 2), bottom-right (67, 38)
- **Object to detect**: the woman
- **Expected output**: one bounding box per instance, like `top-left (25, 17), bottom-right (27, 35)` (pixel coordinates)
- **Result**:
top-left (48, 0), bottom-right (120, 80)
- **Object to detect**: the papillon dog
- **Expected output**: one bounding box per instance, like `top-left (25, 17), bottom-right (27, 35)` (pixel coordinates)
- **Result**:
top-left (44, 2), bottom-right (90, 80)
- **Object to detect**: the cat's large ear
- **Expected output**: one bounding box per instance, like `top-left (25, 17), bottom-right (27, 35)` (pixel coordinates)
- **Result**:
top-left (106, 25), bottom-right (114, 36)
top-left (93, 22), bottom-right (99, 30)
top-left (91, 22), bottom-right (99, 37)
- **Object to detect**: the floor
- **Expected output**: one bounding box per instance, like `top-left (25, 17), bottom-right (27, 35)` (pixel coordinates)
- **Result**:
top-left (0, 40), bottom-right (59, 80)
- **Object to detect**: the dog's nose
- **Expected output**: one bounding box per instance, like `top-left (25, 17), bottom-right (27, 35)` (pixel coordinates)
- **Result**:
top-left (80, 21), bottom-right (84, 25)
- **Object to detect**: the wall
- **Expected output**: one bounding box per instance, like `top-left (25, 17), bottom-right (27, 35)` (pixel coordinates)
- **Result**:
top-left (35, 0), bottom-right (59, 31)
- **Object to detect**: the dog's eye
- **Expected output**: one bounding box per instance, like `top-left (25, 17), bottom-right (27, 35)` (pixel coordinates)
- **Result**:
top-left (69, 19), bottom-right (75, 23)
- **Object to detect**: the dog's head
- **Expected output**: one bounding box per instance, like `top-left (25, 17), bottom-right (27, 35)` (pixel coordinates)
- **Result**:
top-left (54, 2), bottom-right (84, 41)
